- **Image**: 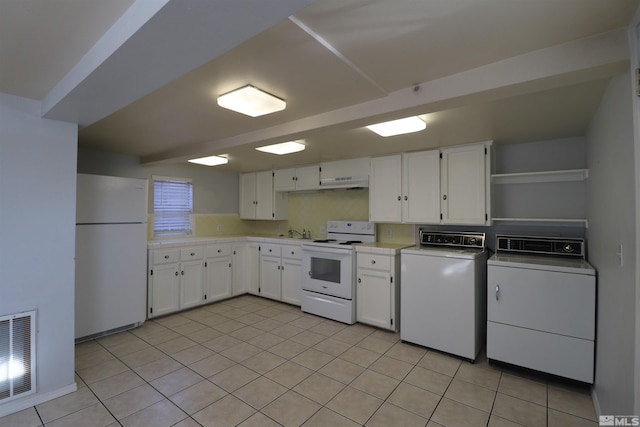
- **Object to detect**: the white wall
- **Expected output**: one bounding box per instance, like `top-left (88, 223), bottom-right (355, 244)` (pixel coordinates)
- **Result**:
top-left (0, 94), bottom-right (78, 415)
top-left (77, 147), bottom-right (239, 214)
top-left (586, 72), bottom-right (637, 413)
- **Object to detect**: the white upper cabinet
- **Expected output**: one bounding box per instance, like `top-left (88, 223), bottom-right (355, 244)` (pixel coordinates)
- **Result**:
top-left (240, 171), bottom-right (287, 220)
top-left (369, 155), bottom-right (402, 222)
top-left (402, 150), bottom-right (441, 223)
top-left (274, 165), bottom-right (320, 192)
top-left (370, 142), bottom-right (491, 225)
top-left (369, 150), bottom-right (441, 224)
top-left (440, 142), bottom-right (491, 225)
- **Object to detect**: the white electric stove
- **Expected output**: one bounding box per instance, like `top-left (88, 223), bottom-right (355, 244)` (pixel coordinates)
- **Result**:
top-left (301, 221), bottom-right (375, 324)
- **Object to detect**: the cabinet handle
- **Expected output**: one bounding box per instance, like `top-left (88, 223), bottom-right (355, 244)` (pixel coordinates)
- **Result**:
top-left (291, 251), bottom-right (295, 255)
top-left (358, 278), bottom-right (361, 283)
top-left (443, 194), bottom-right (447, 200)
top-left (495, 285), bottom-right (500, 301)
top-left (217, 249), bottom-right (221, 253)
top-left (371, 260), bottom-right (376, 264)
top-left (164, 255), bottom-right (170, 259)
top-left (175, 271), bottom-right (178, 276)
top-left (181, 271), bottom-right (184, 276)
top-left (397, 196), bottom-right (401, 201)
top-left (190, 252), bottom-right (195, 256)
top-left (404, 195), bottom-right (408, 201)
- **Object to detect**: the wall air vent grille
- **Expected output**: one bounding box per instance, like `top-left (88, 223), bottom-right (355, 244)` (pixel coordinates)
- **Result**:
top-left (0, 310), bottom-right (36, 403)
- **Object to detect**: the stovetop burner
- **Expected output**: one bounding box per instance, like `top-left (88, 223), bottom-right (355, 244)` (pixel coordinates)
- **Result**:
top-left (312, 239), bottom-right (336, 243)
top-left (340, 240), bottom-right (362, 245)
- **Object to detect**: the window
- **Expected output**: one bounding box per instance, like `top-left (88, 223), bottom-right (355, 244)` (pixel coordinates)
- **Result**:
top-left (153, 176), bottom-right (193, 237)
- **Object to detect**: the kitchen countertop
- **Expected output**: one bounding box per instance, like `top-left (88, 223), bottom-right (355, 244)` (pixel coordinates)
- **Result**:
top-left (147, 234), bottom-right (309, 249)
top-left (355, 242), bottom-right (414, 255)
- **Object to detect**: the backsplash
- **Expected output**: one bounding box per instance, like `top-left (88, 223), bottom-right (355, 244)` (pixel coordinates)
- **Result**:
top-left (148, 189), bottom-right (414, 244)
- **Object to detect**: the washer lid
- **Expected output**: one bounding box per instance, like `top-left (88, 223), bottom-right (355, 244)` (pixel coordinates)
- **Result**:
top-left (488, 253), bottom-right (595, 275)
top-left (402, 245), bottom-right (487, 259)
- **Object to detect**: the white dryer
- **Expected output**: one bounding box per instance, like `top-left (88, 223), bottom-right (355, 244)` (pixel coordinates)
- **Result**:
top-left (487, 235), bottom-right (596, 383)
top-left (401, 231), bottom-right (487, 361)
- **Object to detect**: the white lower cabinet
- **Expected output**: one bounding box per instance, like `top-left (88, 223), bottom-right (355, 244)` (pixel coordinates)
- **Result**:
top-left (258, 243), bottom-right (303, 305)
top-left (148, 247), bottom-right (204, 318)
top-left (148, 239), bottom-right (302, 317)
top-left (149, 262), bottom-right (180, 317)
top-left (259, 245), bottom-right (282, 301)
top-left (281, 246), bottom-right (302, 306)
top-left (232, 242), bottom-right (259, 296)
top-left (355, 249), bottom-right (401, 331)
top-left (204, 244), bottom-right (232, 303)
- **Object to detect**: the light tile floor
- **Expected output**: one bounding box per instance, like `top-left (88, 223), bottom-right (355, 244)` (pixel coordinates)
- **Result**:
top-left (0, 295), bottom-right (598, 427)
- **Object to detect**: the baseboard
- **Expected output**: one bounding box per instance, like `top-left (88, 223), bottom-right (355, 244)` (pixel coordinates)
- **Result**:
top-left (591, 386), bottom-right (602, 418)
top-left (0, 382), bottom-right (77, 418)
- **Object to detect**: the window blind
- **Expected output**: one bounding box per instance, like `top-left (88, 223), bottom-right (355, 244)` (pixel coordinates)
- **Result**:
top-left (153, 176), bottom-right (193, 237)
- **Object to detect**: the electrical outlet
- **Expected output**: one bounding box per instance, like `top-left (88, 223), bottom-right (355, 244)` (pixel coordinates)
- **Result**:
top-left (217, 224), bottom-right (222, 232)
top-left (386, 228), bottom-right (392, 238)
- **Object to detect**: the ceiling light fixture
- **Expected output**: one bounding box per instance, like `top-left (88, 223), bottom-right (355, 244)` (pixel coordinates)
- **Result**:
top-left (366, 116), bottom-right (426, 137)
top-left (188, 155), bottom-right (228, 166)
top-left (256, 140), bottom-right (305, 155)
top-left (217, 85), bottom-right (286, 117)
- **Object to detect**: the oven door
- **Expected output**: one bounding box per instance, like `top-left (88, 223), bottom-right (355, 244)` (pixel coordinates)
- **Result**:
top-left (302, 245), bottom-right (353, 299)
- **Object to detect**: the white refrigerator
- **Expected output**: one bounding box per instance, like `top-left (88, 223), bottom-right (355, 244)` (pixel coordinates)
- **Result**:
top-left (75, 173), bottom-right (148, 340)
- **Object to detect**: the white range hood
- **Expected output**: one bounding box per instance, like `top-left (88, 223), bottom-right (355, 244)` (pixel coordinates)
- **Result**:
top-left (319, 157), bottom-right (370, 189)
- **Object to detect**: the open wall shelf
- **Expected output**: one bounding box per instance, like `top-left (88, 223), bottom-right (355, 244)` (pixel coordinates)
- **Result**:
top-left (491, 169), bottom-right (588, 185)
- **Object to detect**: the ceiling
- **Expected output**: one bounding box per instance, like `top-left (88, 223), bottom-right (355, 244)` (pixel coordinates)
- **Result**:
top-left (1, 0), bottom-right (637, 172)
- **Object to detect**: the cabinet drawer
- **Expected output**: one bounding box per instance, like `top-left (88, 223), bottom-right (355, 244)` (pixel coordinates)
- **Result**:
top-left (261, 244), bottom-right (281, 257)
top-left (205, 244), bottom-right (231, 258)
top-left (180, 247), bottom-right (204, 261)
top-left (281, 245), bottom-right (301, 260)
top-left (152, 249), bottom-right (180, 265)
top-left (357, 253), bottom-right (391, 271)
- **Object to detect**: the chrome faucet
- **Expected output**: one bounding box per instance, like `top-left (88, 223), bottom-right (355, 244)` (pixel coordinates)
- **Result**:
top-left (288, 228), bottom-right (311, 239)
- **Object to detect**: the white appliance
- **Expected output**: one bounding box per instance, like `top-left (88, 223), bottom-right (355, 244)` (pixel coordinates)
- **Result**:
top-left (75, 174), bottom-right (148, 340)
top-left (487, 235), bottom-right (596, 383)
top-left (401, 230), bottom-right (487, 361)
top-left (301, 220), bottom-right (375, 323)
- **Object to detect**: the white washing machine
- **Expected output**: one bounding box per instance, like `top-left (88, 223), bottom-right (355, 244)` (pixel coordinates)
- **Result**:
top-left (486, 234), bottom-right (596, 383)
top-left (401, 231), bottom-right (487, 361)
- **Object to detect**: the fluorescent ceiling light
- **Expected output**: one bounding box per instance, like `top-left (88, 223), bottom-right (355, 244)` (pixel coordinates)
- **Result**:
top-left (256, 141), bottom-right (305, 155)
top-left (188, 155), bottom-right (228, 166)
top-left (217, 85), bottom-right (286, 117)
top-left (366, 116), bottom-right (426, 137)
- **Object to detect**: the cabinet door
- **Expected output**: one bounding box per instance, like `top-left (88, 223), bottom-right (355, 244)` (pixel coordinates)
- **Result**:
top-left (150, 263), bottom-right (180, 317)
top-left (295, 165), bottom-right (320, 190)
top-left (180, 259), bottom-right (204, 309)
top-left (274, 168), bottom-right (296, 191)
top-left (205, 256), bottom-right (232, 303)
top-left (256, 170), bottom-right (274, 219)
top-left (281, 257), bottom-right (302, 305)
top-left (239, 173), bottom-right (257, 219)
top-left (441, 143), bottom-right (488, 225)
top-left (231, 245), bottom-right (246, 295)
top-left (259, 255), bottom-right (281, 300)
top-left (369, 155), bottom-right (402, 222)
top-left (357, 268), bottom-right (392, 329)
top-left (245, 243), bottom-right (260, 295)
top-left (402, 150), bottom-right (440, 223)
